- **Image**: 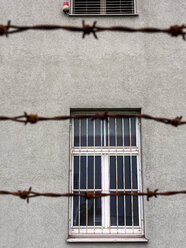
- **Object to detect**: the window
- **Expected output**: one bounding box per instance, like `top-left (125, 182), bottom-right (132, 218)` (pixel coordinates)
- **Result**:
top-left (68, 110), bottom-right (146, 242)
top-left (69, 0), bottom-right (137, 15)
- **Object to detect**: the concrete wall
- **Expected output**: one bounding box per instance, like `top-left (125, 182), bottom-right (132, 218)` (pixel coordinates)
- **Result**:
top-left (0, 0), bottom-right (186, 247)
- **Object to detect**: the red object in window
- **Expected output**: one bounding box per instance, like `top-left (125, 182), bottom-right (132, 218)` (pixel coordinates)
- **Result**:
top-left (63, 1), bottom-right (69, 14)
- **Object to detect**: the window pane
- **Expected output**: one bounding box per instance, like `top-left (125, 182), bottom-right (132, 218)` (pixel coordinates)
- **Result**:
top-left (95, 197), bottom-right (101, 226)
top-left (74, 119), bottom-right (79, 146)
top-left (117, 118), bottom-right (122, 146)
top-left (125, 156), bottom-right (131, 189)
top-left (124, 118), bottom-right (130, 146)
top-left (110, 196), bottom-right (116, 226)
top-left (102, 120), bottom-right (104, 146)
top-left (88, 118), bottom-right (93, 146)
top-left (88, 198), bottom-right (94, 226)
top-left (73, 196), bottom-right (79, 226)
top-left (88, 156), bottom-right (94, 189)
top-left (133, 196), bottom-right (139, 226)
top-left (110, 156), bottom-right (116, 189)
top-left (117, 156), bottom-right (123, 189)
top-left (118, 196), bottom-right (124, 226)
top-left (106, 120), bottom-right (108, 146)
top-left (131, 117), bottom-right (136, 146)
top-left (74, 156), bottom-right (79, 189)
top-left (95, 156), bottom-right (101, 189)
top-left (80, 156), bottom-right (86, 189)
top-left (132, 156), bottom-right (138, 189)
top-left (126, 195), bottom-right (132, 226)
top-left (81, 119), bottom-right (86, 146)
top-left (80, 193), bottom-right (86, 226)
top-left (95, 119), bottom-right (101, 146)
top-left (110, 118), bottom-right (115, 146)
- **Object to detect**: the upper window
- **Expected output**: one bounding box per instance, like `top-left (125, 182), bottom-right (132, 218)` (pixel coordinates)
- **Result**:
top-left (68, 110), bottom-right (146, 242)
top-left (69, 0), bottom-right (137, 15)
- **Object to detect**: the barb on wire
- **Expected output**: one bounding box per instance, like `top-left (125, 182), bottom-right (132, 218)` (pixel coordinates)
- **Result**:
top-left (0, 112), bottom-right (186, 127)
top-left (0, 20), bottom-right (185, 40)
top-left (0, 188), bottom-right (185, 203)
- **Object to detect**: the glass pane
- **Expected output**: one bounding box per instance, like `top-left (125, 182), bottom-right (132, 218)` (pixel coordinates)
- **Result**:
top-left (88, 198), bottom-right (94, 226)
top-left (125, 156), bottom-right (131, 189)
top-left (131, 117), bottom-right (136, 146)
top-left (74, 156), bottom-right (79, 190)
top-left (74, 119), bottom-right (79, 146)
top-left (110, 118), bottom-right (115, 146)
top-left (88, 118), bottom-right (93, 146)
top-left (95, 157), bottom-right (101, 189)
top-left (117, 118), bottom-right (122, 146)
top-left (95, 197), bottom-right (101, 226)
top-left (133, 196), bottom-right (139, 226)
top-left (106, 120), bottom-right (108, 146)
top-left (118, 196), bottom-right (124, 226)
top-left (102, 120), bottom-right (104, 146)
top-left (81, 119), bottom-right (86, 146)
top-left (88, 156), bottom-right (94, 189)
top-left (110, 156), bottom-right (116, 189)
top-left (80, 193), bottom-right (86, 226)
top-left (95, 119), bottom-right (101, 146)
top-left (73, 196), bottom-right (79, 226)
top-left (124, 118), bottom-right (130, 146)
top-left (132, 156), bottom-right (138, 189)
top-left (80, 156), bottom-right (86, 189)
top-left (117, 156), bottom-right (123, 189)
top-left (110, 196), bottom-right (116, 226)
top-left (126, 195), bottom-right (132, 226)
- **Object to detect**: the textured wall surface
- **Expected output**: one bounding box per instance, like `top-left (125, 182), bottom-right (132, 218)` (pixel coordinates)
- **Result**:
top-left (0, 0), bottom-right (186, 247)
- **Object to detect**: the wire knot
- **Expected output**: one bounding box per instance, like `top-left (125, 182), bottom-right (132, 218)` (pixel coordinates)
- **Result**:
top-left (24, 112), bottom-right (38, 125)
top-left (18, 187), bottom-right (32, 203)
top-left (169, 25), bottom-right (186, 40)
top-left (147, 188), bottom-right (158, 201)
top-left (0, 21), bottom-right (11, 37)
top-left (170, 116), bottom-right (182, 127)
top-left (82, 20), bottom-right (98, 39)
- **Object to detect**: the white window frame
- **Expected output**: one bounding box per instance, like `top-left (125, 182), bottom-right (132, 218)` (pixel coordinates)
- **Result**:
top-left (68, 112), bottom-right (147, 242)
top-left (69, 0), bottom-right (138, 16)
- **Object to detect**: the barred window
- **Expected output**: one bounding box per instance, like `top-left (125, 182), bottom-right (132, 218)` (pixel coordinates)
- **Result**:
top-left (70, 0), bottom-right (137, 15)
top-left (68, 110), bottom-right (146, 242)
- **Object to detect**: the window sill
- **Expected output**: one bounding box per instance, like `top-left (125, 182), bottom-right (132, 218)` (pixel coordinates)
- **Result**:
top-left (67, 236), bottom-right (148, 243)
top-left (68, 14), bottom-right (139, 17)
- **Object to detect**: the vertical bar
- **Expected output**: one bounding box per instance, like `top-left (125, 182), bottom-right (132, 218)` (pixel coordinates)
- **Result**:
top-left (122, 118), bottom-right (126, 231)
top-left (115, 118), bottom-right (118, 232)
top-left (78, 119), bottom-right (81, 232)
top-left (93, 119), bottom-right (96, 233)
top-left (129, 118), bottom-right (134, 230)
top-left (101, 121), bottom-right (103, 232)
top-left (86, 118), bottom-right (88, 232)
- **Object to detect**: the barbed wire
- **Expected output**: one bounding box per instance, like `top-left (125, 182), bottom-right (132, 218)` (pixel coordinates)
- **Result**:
top-left (0, 112), bottom-right (185, 127)
top-left (0, 20), bottom-right (185, 40)
top-left (0, 188), bottom-right (185, 203)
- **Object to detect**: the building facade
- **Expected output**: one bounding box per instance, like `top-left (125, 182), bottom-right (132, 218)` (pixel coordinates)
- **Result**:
top-left (0, 0), bottom-right (186, 247)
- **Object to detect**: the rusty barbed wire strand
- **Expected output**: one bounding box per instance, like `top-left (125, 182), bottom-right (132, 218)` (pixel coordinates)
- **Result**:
top-left (0, 188), bottom-right (185, 203)
top-left (0, 112), bottom-right (186, 127)
top-left (0, 20), bottom-right (185, 40)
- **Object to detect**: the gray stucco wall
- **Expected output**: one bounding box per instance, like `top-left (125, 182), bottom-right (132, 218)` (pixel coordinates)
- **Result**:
top-left (0, 0), bottom-right (186, 247)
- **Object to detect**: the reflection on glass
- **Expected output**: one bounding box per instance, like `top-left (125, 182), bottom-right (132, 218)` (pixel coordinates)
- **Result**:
top-left (81, 119), bottom-right (86, 146)
top-left (110, 196), bottom-right (116, 226)
top-left (117, 156), bottom-right (123, 189)
top-left (117, 118), bottom-right (122, 146)
top-left (95, 157), bottom-right (101, 189)
top-left (73, 196), bottom-right (79, 226)
top-left (110, 118), bottom-right (115, 146)
top-left (95, 119), bottom-right (101, 146)
top-left (131, 117), bottom-right (136, 146)
top-left (95, 197), bottom-right (101, 226)
top-left (74, 156), bottom-right (79, 189)
top-left (80, 156), bottom-right (86, 189)
top-left (132, 156), bottom-right (138, 189)
top-left (110, 156), bottom-right (116, 189)
top-left (80, 193), bottom-right (86, 226)
top-left (88, 156), bottom-right (94, 189)
top-left (74, 119), bottom-right (79, 146)
top-left (124, 118), bottom-right (130, 146)
top-left (88, 198), bottom-right (94, 226)
top-left (126, 195), bottom-right (132, 226)
top-left (125, 156), bottom-right (131, 189)
top-left (118, 196), bottom-right (124, 226)
top-left (133, 196), bottom-right (139, 226)
top-left (88, 118), bottom-right (93, 146)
